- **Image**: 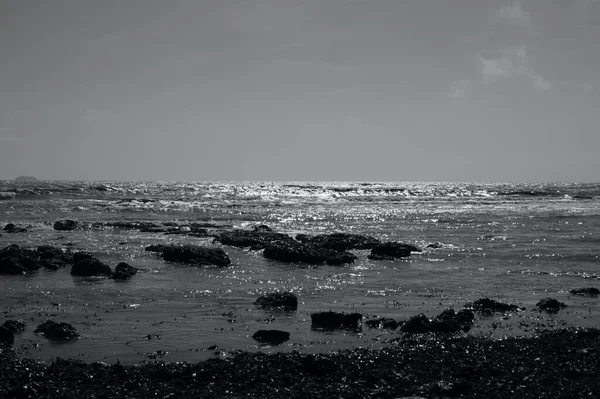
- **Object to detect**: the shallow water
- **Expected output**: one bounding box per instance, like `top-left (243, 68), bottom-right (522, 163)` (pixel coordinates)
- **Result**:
top-left (1, 181), bottom-right (599, 364)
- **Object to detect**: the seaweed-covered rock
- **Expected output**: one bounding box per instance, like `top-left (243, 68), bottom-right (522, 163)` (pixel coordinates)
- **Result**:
top-left (364, 317), bottom-right (399, 329)
top-left (570, 287), bottom-right (600, 297)
top-left (214, 228), bottom-right (294, 250)
top-left (254, 292), bottom-right (298, 310)
top-left (0, 244), bottom-right (41, 274)
top-left (401, 314), bottom-right (432, 333)
top-left (71, 257), bottom-right (112, 277)
top-left (466, 298), bottom-right (519, 314)
top-left (2, 320), bottom-right (26, 333)
top-left (368, 242), bottom-right (421, 260)
top-left (157, 245), bottom-right (231, 267)
top-left (536, 297), bottom-right (567, 313)
top-left (0, 326), bottom-right (14, 345)
top-left (113, 262), bottom-right (139, 280)
top-left (311, 311), bottom-right (362, 330)
top-left (53, 219), bottom-right (79, 231)
top-left (252, 330), bottom-right (290, 345)
top-left (263, 241), bottom-right (357, 265)
top-left (296, 233), bottom-right (381, 251)
top-left (34, 321), bottom-right (80, 341)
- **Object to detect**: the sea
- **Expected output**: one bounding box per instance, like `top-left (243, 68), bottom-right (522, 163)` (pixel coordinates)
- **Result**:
top-left (1, 180), bottom-right (599, 365)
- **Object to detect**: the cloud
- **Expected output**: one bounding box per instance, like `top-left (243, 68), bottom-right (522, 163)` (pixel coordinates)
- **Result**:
top-left (493, 1), bottom-right (531, 26)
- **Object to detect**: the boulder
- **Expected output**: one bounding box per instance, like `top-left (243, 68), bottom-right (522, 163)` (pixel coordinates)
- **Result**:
top-left (311, 311), bottom-right (362, 330)
top-left (2, 319), bottom-right (26, 333)
top-left (214, 228), bottom-right (294, 250)
top-left (34, 320), bottom-right (80, 341)
top-left (0, 244), bottom-right (42, 274)
top-left (430, 309), bottom-right (466, 334)
top-left (296, 233), bottom-right (381, 251)
top-left (145, 244), bottom-right (171, 253)
top-left (368, 242), bottom-right (422, 260)
top-left (570, 287), bottom-right (600, 297)
top-left (113, 262), bottom-right (139, 280)
top-left (53, 219), bottom-right (79, 231)
top-left (263, 241), bottom-right (357, 265)
top-left (536, 297), bottom-right (567, 313)
top-left (37, 245), bottom-right (73, 270)
top-left (401, 314), bottom-right (432, 334)
top-left (0, 326), bottom-right (14, 345)
top-left (71, 257), bottom-right (112, 277)
top-left (252, 330), bottom-right (290, 345)
top-left (254, 292), bottom-right (298, 310)
top-left (3, 223), bottom-right (28, 233)
top-left (364, 317), bottom-right (400, 329)
top-left (157, 244), bottom-right (231, 267)
top-left (466, 298), bottom-right (519, 314)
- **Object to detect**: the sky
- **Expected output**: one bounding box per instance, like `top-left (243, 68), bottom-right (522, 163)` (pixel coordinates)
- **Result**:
top-left (0, 0), bottom-right (599, 182)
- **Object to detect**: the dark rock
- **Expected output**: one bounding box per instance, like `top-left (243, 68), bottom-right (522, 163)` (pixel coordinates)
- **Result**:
top-left (536, 297), bottom-right (567, 313)
top-left (2, 320), bottom-right (26, 333)
top-left (253, 225), bottom-right (273, 232)
top-left (467, 298), bottom-right (519, 314)
top-left (34, 320), bottom-right (80, 342)
top-left (429, 309), bottom-right (474, 333)
top-left (73, 252), bottom-right (95, 263)
top-left (570, 287), bottom-right (600, 297)
top-left (454, 309), bottom-right (475, 326)
top-left (71, 257), bottom-right (112, 277)
top-left (263, 241), bottom-right (357, 265)
top-left (311, 311), bottom-right (362, 330)
top-left (426, 242), bottom-right (443, 249)
top-left (401, 314), bottom-right (432, 333)
top-left (296, 233), bottom-right (381, 251)
top-left (3, 223), bottom-right (28, 233)
top-left (430, 318), bottom-right (463, 334)
top-left (113, 262), bottom-right (139, 280)
top-left (0, 326), bottom-right (14, 345)
top-left (53, 219), bottom-right (79, 231)
top-left (364, 317), bottom-right (399, 329)
top-left (0, 258), bottom-right (28, 274)
top-left (214, 228), bottom-right (294, 250)
top-left (37, 245), bottom-right (73, 269)
top-left (252, 330), bottom-right (290, 345)
top-left (0, 244), bottom-right (42, 274)
top-left (254, 292), bottom-right (298, 310)
top-left (368, 242), bottom-right (421, 260)
top-left (145, 244), bottom-right (171, 253)
top-left (157, 244), bottom-right (231, 267)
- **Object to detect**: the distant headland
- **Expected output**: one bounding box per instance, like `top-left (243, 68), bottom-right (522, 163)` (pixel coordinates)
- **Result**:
top-left (14, 176), bottom-right (39, 182)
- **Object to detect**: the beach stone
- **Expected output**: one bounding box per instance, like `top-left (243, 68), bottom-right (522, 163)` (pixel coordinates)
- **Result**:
top-left (467, 298), bottom-right (519, 314)
top-left (3, 223), bottom-right (28, 233)
top-left (37, 245), bottom-right (73, 269)
top-left (71, 257), bottom-right (113, 277)
top-left (0, 326), bottom-right (14, 345)
top-left (158, 244), bottom-right (231, 267)
top-left (2, 319), bottom-right (26, 333)
top-left (536, 297), bottom-right (567, 313)
top-left (368, 242), bottom-right (421, 260)
top-left (454, 309), bottom-right (475, 326)
top-left (295, 233), bottom-right (381, 251)
top-left (214, 227), bottom-right (294, 250)
top-left (263, 241), bottom-right (357, 265)
top-left (252, 330), bottom-right (290, 345)
top-left (570, 287), bottom-right (600, 297)
top-left (364, 317), bottom-right (400, 329)
top-left (53, 219), bottom-right (79, 231)
top-left (0, 245), bottom-right (42, 274)
top-left (145, 244), bottom-right (171, 253)
top-left (401, 314), bottom-right (432, 334)
top-left (34, 320), bottom-right (80, 341)
top-left (311, 311), bottom-right (362, 330)
top-left (254, 292), bottom-right (298, 310)
top-left (113, 262), bottom-right (139, 280)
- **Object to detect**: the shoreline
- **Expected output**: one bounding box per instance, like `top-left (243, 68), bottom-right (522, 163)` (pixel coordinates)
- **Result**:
top-left (2, 327), bottom-right (599, 398)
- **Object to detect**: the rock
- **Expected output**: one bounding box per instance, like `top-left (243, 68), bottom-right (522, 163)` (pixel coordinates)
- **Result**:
top-left (254, 292), bottom-right (298, 310)
top-left (536, 297), bottom-right (567, 313)
top-left (570, 287), bottom-right (600, 297)
top-left (401, 314), bottom-right (432, 334)
top-left (0, 258), bottom-right (28, 274)
top-left (252, 330), bottom-right (290, 345)
top-left (145, 244), bottom-right (171, 253)
top-left (426, 242), bottom-right (443, 249)
top-left (295, 233), bottom-right (381, 251)
top-left (3, 223), bottom-right (28, 233)
top-left (368, 242), bottom-right (421, 260)
top-left (466, 298), bottom-right (519, 314)
top-left (2, 320), bottom-right (26, 333)
top-left (157, 244), bottom-right (231, 267)
top-left (53, 219), bottom-right (79, 231)
top-left (113, 262), bottom-right (139, 280)
top-left (71, 257), bottom-right (112, 277)
top-left (0, 326), bottom-right (14, 345)
top-left (311, 311), bottom-right (362, 330)
top-left (37, 245), bottom-right (73, 270)
top-left (454, 309), bottom-right (475, 327)
top-left (34, 320), bottom-right (80, 341)
top-left (0, 244), bottom-right (42, 274)
top-left (263, 241), bottom-right (357, 265)
top-left (214, 228), bottom-right (295, 250)
top-left (364, 317), bottom-right (400, 329)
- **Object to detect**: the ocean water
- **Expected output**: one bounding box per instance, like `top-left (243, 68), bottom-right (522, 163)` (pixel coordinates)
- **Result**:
top-left (1, 180), bottom-right (599, 365)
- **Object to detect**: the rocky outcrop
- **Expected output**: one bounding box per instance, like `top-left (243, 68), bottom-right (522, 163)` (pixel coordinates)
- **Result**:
top-left (214, 226), bottom-right (295, 250)
top-left (37, 245), bottom-right (73, 270)
top-left (2, 320), bottom-right (26, 333)
top-left (252, 330), bottom-right (290, 345)
top-left (0, 244), bottom-right (42, 274)
top-left (34, 321), bottom-right (80, 342)
top-left (536, 298), bottom-right (567, 313)
top-left (401, 314), bottom-right (432, 333)
top-left (311, 311), bottom-right (362, 330)
top-left (401, 309), bottom-right (475, 334)
top-left (53, 219), bottom-right (79, 231)
top-left (570, 287), bottom-right (600, 297)
top-left (254, 292), bottom-right (298, 310)
top-left (295, 233), bottom-right (381, 251)
top-left (70, 257), bottom-right (112, 277)
top-left (368, 242), bottom-right (422, 260)
top-left (3, 223), bottom-right (28, 233)
top-left (153, 244), bottom-right (231, 267)
top-left (113, 262), bottom-right (139, 280)
top-left (263, 241), bottom-right (357, 265)
top-left (466, 298), bottom-right (520, 314)
top-left (0, 326), bottom-right (14, 345)
top-left (364, 317), bottom-right (399, 329)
